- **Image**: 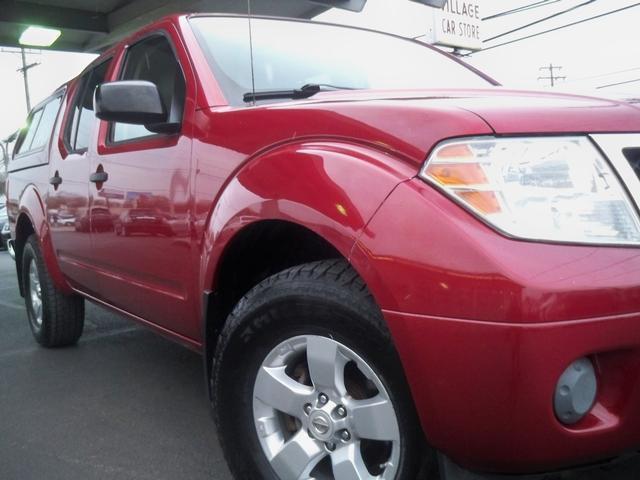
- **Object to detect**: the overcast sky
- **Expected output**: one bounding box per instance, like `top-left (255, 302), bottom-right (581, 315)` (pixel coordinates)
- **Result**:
top-left (0, 49), bottom-right (95, 139)
top-left (318, 0), bottom-right (640, 93)
top-left (0, 0), bottom-right (639, 138)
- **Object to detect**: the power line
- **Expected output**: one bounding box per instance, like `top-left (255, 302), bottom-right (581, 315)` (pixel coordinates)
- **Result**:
top-left (564, 66), bottom-right (640, 83)
top-left (597, 77), bottom-right (640, 89)
top-left (476, 3), bottom-right (640, 53)
top-left (483, 0), bottom-right (562, 21)
top-left (485, 0), bottom-right (597, 43)
top-left (538, 63), bottom-right (566, 87)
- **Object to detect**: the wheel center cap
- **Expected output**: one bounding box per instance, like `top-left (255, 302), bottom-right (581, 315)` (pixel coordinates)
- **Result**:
top-left (309, 411), bottom-right (333, 440)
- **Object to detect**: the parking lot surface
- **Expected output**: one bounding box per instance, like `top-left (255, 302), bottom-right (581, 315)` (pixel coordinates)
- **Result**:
top-left (0, 250), bottom-right (637, 479)
top-left (0, 251), bottom-right (231, 480)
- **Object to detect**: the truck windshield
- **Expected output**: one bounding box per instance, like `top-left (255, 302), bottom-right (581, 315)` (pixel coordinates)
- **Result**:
top-left (189, 16), bottom-right (494, 106)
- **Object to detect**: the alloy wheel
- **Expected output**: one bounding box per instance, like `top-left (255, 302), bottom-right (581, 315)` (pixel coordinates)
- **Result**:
top-left (253, 335), bottom-right (401, 480)
top-left (28, 260), bottom-right (43, 327)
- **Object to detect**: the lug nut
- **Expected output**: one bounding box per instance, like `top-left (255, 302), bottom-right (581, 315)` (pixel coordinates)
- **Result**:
top-left (325, 442), bottom-right (336, 452)
top-left (318, 393), bottom-right (329, 405)
top-left (303, 403), bottom-right (312, 415)
top-left (340, 429), bottom-right (351, 442)
top-left (336, 405), bottom-right (347, 418)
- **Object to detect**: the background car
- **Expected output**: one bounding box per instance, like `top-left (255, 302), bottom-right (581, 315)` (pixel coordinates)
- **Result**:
top-left (74, 207), bottom-right (114, 233)
top-left (0, 199), bottom-right (7, 250)
top-left (57, 211), bottom-right (76, 227)
top-left (115, 209), bottom-right (174, 237)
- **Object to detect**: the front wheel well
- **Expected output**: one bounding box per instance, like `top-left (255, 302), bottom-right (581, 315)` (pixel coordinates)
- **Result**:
top-left (204, 221), bottom-right (346, 388)
top-left (212, 220), bottom-right (344, 326)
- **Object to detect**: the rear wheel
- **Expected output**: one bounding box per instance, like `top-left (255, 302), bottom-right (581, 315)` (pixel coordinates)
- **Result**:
top-left (212, 260), bottom-right (430, 479)
top-left (21, 234), bottom-right (85, 347)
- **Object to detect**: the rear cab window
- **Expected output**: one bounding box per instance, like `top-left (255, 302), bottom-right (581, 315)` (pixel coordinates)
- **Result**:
top-left (9, 92), bottom-right (64, 172)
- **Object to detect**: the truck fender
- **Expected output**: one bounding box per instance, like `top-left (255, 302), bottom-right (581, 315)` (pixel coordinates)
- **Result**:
top-left (199, 140), bottom-right (415, 296)
top-left (199, 140), bottom-right (416, 392)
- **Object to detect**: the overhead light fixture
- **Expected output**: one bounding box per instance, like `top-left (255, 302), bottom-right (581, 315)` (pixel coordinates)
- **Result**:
top-left (19, 26), bottom-right (61, 47)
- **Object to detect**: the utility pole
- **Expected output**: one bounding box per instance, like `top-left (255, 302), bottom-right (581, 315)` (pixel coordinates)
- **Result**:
top-left (17, 48), bottom-right (40, 113)
top-left (1, 48), bottom-right (41, 114)
top-left (538, 63), bottom-right (566, 87)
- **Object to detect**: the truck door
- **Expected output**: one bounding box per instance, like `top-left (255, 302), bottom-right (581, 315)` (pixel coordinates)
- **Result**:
top-left (46, 59), bottom-right (111, 295)
top-left (88, 30), bottom-right (197, 340)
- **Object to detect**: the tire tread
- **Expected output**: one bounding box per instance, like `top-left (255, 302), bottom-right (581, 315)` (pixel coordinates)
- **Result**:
top-left (23, 235), bottom-right (84, 347)
top-left (211, 259), bottom-right (428, 480)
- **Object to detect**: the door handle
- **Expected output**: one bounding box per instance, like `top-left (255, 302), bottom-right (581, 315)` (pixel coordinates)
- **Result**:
top-left (49, 174), bottom-right (62, 186)
top-left (89, 171), bottom-right (108, 183)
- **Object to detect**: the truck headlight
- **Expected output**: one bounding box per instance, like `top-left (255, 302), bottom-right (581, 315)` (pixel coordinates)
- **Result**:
top-left (420, 136), bottom-right (640, 245)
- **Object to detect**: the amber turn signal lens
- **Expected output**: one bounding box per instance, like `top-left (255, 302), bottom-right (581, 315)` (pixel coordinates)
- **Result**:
top-left (457, 191), bottom-right (501, 215)
top-left (436, 143), bottom-right (475, 160)
top-left (426, 163), bottom-right (488, 186)
top-left (425, 144), bottom-right (501, 214)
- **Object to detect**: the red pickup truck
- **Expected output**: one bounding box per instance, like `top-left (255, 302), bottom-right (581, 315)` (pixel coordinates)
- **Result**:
top-left (5, 14), bottom-right (640, 480)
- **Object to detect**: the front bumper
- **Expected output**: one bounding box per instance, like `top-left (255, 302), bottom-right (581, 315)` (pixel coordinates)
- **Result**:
top-left (384, 308), bottom-right (640, 474)
top-left (351, 178), bottom-right (640, 474)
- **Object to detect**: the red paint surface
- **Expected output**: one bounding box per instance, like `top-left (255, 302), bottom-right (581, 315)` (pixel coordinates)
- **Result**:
top-left (6, 14), bottom-right (640, 474)
top-left (384, 309), bottom-right (640, 473)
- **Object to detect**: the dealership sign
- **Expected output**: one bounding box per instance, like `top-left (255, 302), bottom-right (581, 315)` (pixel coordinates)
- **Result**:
top-left (431, 1), bottom-right (482, 50)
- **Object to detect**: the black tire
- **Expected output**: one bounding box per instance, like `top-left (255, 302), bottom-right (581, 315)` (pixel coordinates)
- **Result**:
top-left (21, 234), bottom-right (85, 347)
top-left (212, 259), bottom-right (431, 480)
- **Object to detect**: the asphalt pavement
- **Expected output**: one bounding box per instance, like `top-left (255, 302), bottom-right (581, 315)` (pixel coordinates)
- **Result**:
top-left (0, 250), bottom-right (231, 480)
top-left (0, 249), bottom-right (638, 479)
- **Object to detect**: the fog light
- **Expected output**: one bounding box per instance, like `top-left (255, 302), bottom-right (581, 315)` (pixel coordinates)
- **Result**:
top-left (554, 358), bottom-right (597, 425)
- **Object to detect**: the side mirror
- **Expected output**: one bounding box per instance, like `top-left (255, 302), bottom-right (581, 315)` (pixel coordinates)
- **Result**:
top-left (94, 80), bottom-right (167, 125)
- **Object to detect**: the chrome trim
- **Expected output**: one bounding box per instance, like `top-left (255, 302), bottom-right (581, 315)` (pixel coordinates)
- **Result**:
top-left (590, 134), bottom-right (640, 212)
top-left (7, 239), bottom-right (15, 260)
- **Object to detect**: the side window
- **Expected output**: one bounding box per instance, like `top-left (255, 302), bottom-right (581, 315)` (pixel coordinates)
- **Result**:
top-left (14, 96), bottom-right (62, 156)
top-left (65, 60), bottom-right (111, 153)
top-left (16, 109), bottom-right (43, 155)
top-left (111, 35), bottom-right (186, 143)
top-left (30, 97), bottom-right (62, 150)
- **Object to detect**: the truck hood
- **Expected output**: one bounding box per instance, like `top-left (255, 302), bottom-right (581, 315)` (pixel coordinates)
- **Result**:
top-left (203, 87), bottom-right (640, 171)
top-left (311, 87), bottom-right (640, 134)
